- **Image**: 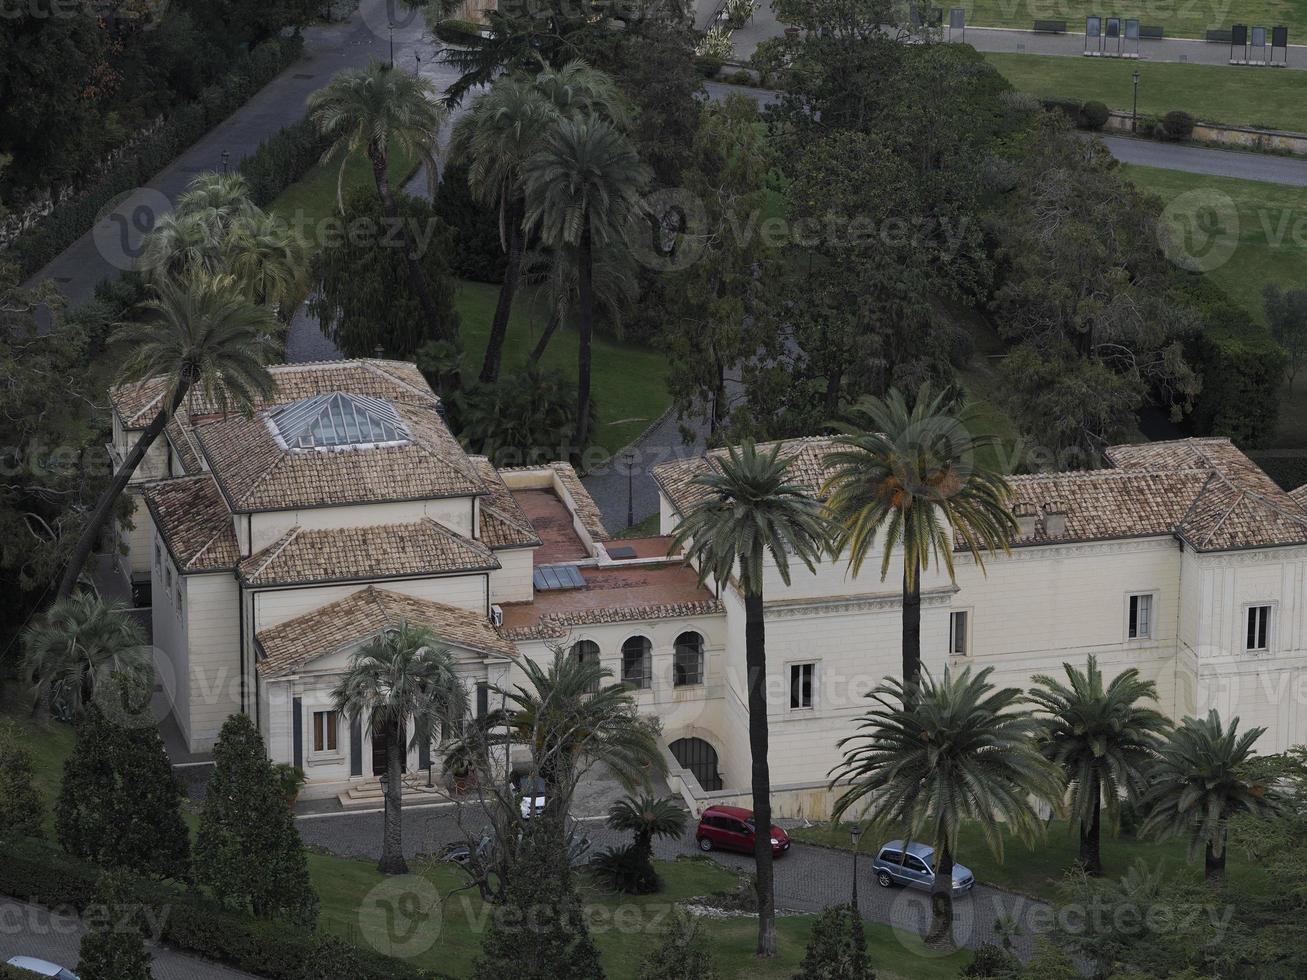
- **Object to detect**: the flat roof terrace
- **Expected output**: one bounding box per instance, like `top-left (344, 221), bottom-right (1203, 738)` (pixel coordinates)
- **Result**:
top-left (512, 488), bottom-right (591, 565)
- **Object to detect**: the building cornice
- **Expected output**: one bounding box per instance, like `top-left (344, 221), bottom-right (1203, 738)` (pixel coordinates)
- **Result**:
top-left (764, 586), bottom-right (958, 619)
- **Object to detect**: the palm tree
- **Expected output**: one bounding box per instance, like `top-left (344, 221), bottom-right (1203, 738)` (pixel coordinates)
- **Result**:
top-left (222, 208), bottom-right (312, 317)
top-left (331, 624), bottom-right (468, 875)
top-left (670, 442), bottom-right (831, 957)
top-left (22, 594), bottom-right (151, 720)
top-left (1138, 710), bottom-right (1278, 884)
top-left (1028, 655), bottom-right (1170, 876)
top-left (308, 61), bottom-right (453, 353)
top-left (821, 384), bottom-right (1016, 695)
top-left (523, 114), bottom-right (650, 454)
top-left (523, 241), bottom-right (637, 365)
top-left (829, 666), bottom-right (1063, 947)
top-left (607, 793), bottom-right (688, 868)
top-left (496, 649), bottom-right (664, 823)
top-left (450, 61), bottom-right (626, 385)
top-left (56, 275), bottom-right (281, 598)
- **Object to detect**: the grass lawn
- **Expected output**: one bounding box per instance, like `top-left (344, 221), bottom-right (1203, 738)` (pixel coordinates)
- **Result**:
top-left (268, 144), bottom-right (672, 459)
top-left (310, 849), bottom-right (973, 979)
top-left (963, 0), bottom-right (1306, 39)
top-left (792, 820), bottom-right (1271, 903)
top-left (986, 52), bottom-right (1307, 132)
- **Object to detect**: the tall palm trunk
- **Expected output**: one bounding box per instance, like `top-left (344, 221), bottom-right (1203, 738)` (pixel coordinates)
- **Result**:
top-left (902, 565), bottom-right (922, 697)
top-left (1079, 772), bottom-right (1103, 875)
top-left (744, 591), bottom-right (776, 957)
top-left (379, 722), bottom-right (408, 875)
top-left (57, 377), bottom-right (193, 599)
top-left (572, 225), bottom-right (595, 460)
top-left (528, 311), bottom-right (561, 364)
top-left (480, 198), bottom-right (525, 385)
top-left (366, 140), bottom-right (457, 390)
top-left (1204, 837), bottom-right (1226, 886)
top-left (927, 841), bottom-right (955, 947)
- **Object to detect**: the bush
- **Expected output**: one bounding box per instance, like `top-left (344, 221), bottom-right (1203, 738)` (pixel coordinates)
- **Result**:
top-left (0, 719), bottom-right (44, 843)
top-left (3, 35), bottom-right (303, 279)
top-left (1080, 100), bottom-right (1110, 130)
top-left (456, 365), bottom-right (594, 466)
top-left (1041, 98), bottom-right (1082, 124)
top-left (77, 872), bottom-right (151, 980)
top-left (1158, 110), bottom-right (1196, 142)
top-left (962, 942), bottom-right (1020, 977)
top-left (432, 161), bottom-right (506, 284)
top-left (239, 115), bottom-right (333, 208)
top-left (693, 55), bottom-right (724, 78)
top-left (793, 904), bottom-right (873, 980)
top-left (590, 844), bottom-right (660, 895)
top-left (434, 18), bottom-right (481, 45)
top-left (636, 911), bottom-right (721, 979)
top-left (730, 69), bottom-right (754, 86)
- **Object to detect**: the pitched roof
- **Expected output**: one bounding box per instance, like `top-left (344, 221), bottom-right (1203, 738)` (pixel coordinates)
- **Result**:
top-left (142, 475), bottom-right (241, 573)
top-left (468, 456), bottom-right (542, 550)
top-left (655, 435), bottom-right (1307, 554)
top-left (238, 520), bottom-right (500, 586)
top-left (256, 586), bottom-right (517, 678)
top-left (196, 398), bottom-right (484, 512)
top-left (111, 359), bottom-right (437, 428)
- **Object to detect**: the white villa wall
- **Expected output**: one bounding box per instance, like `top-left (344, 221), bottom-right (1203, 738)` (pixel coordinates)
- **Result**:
top-left (245, 495), bottom-right (478, 554)
top-left (184, 574), bottom-right (243, 752)
top-left (151, 540), bottom-right (189, 742)
top-left (250, 573), bottom-right (490, 632)
top-left (490, 549), bottom-right (534, 604)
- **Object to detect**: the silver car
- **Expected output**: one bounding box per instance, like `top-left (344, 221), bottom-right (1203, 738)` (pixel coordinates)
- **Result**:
top-left (6, 956), bottom-right (80, 980)
top-left (871, 840), bottom-right (975, 894)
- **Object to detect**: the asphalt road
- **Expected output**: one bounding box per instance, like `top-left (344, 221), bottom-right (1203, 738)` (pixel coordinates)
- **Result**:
top-left (0, 898), bottom-right (258, 980)
top-left (1102, 134), bottom-right (1307, 185)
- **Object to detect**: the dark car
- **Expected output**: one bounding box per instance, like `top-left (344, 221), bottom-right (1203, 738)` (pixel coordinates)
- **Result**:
top-left (695, 804), bottom-right (791, 857)
top-left (872, 840), bottom-right (974, 894)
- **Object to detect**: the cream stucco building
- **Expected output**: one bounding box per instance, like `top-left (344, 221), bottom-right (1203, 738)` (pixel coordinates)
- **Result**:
top-left (106, 360), bottom-right (1307, 815)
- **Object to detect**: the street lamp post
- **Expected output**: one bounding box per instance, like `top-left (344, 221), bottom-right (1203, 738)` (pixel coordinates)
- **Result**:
top-left (389, 24), bottom-right (395, 69)
top-left (221, 149), bottom-right (229, 174)
top-left (415, 51), bottom-right (421, 76)
top-left (625, 451), bottom-right (636, 528)
top-left (1131, 70), bottom-right (1140, 133)
top-left (850, 824), bottom-right (862, 913)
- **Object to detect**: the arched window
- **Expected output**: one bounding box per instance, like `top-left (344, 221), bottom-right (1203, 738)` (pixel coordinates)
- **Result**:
top-left (669, 737), bottom-right (722, 791)
top-left (673, 631), bottom-right (704, 687)
top-left (569, 639), bottom-right (600, 693)
top-left (621, 635), bottom-right (652, 690)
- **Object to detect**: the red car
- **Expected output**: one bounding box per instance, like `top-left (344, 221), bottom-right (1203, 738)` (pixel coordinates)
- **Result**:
top-left (695, 804), bottom-right (791, 857)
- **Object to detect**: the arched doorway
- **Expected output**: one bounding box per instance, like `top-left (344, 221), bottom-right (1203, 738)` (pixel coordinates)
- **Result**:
top-left (669, 737), bottom-right (722, 791)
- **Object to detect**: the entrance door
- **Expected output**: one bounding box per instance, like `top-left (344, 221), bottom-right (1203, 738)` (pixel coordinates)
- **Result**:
top-left (371, 717), bottom-right (407, 776)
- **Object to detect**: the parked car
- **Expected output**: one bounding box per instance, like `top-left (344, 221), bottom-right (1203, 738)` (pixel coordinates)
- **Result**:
top-left (871, 840), bottom-right (975, 894)
top-left (6, 957), bottom-right (80, 980)
top-left (516, 774), bottom-right (547, 819)
top-left (695, 804), bottom-right (791, 857)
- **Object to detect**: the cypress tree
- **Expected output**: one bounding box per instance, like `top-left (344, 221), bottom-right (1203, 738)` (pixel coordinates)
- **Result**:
top-left (637, 911), bottom-right (722, 980)
top-left (793, 904), bottom-right (875, 980)
top-left (0, 719), bottom-right (44, 842)
top-left (55, 704), bottom-right (190, 880)
top-left (195, 713), bottom-right (318, 927)
top-left (76, 872), bottom-right (152, 980)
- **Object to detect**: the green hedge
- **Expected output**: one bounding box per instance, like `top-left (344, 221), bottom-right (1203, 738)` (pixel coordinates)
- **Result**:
top-left (0, 837), bottom-right (449, 980)
top-left (240, 115), bottom-right (334, 209)
top-left (4, 34), bottom-right (304, 280)
top-left (1178, 276), bottom-right (1287, 448)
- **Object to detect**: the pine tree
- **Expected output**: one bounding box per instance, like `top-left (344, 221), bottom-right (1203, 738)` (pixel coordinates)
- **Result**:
top-left (75, 872), bottom-right (152, 980)
top-left (195, 713), bottom-right (318, 927)
top-left (56, 704), bottom-right (190, 880)
top-left (471, 823), bottom-right (604, 980)
top-left (637, 911), bottom-right (722, 980)
top-left (0, 719), bottom-right (44, 842)
top-left (793, 905), bottom-right (875, 980)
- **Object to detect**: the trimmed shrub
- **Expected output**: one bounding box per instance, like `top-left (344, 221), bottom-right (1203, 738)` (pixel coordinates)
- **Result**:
top-left (636, 911), bottom-right (722, 979)
top-left (730, 69), bottom-right (754, 86)
top-left (77, 873), bottom-right (151, 980)
top-left (1080, 100), bottom-right (1110, 130)
top-left (694, 55), bottom-right (725, 78)
top-left (1041, 98), bottom-right (1082, 124)
top-left (434, 18), bottom-right (481, 45)
top-left (240, 115), bottom-right (333, 208)
top-left (793, 904), bottom-right (874, 980)
top-left (0, 718), bottom-right (44, 843)
top-left (431, 161), bottom-right (506, 284)
top-left (1159, 110), bottom-right (1196, 142)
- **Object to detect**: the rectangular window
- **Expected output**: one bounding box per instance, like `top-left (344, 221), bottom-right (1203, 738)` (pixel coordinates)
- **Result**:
top-left (1246, 605), bottom-right (1271, 652)
top-left (790, 663), bottom-right (815, 710)
top-left (313, 710), bottom-right (339, 753)
top-left (1128, 594), bottom-right (1153, 640)
top-left (949, 611), bottom-right (969, 655)
top-left (154, 542), bottom-right (162, 571)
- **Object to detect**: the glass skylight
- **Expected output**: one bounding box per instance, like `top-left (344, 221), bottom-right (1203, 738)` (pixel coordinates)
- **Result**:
top-left (267, 393), bottom-right (411, 451)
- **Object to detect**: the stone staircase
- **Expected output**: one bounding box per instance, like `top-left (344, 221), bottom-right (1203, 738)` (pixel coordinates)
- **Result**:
top-left (336, 772), bottom-right (450, 809)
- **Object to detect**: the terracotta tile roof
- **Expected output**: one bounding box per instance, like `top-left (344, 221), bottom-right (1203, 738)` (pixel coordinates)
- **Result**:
top-left (111, 359), bottom-right (437, 428)
top-left (1292, 484), bottom-right (1307, 509)
top-left (238, 520), bottom-right (500, 586)
top-left (164, 417), bottom-right (203, 475)
top-left (256, 586), bottom-right (516, 678)
top-left (197, 399), bottom-right (485, 512)
top-left (499, 563), bottom-right (723, 640)
top-left (468, 456), bottom-right (541, 550)
top-left (657, 436), bottom-right (1307, 554)
top-left (142, 475), bottom-right (240, 573)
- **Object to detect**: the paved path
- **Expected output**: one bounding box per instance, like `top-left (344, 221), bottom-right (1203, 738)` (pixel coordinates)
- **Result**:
top-left (0, 897), bottom-right (258, 980)
top-left (296, 806), bottom-right (1050, 959)
top-left (1103, 134), bottom-right (1307, 184)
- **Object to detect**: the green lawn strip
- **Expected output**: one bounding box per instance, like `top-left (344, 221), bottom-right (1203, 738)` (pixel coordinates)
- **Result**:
top-left (791, 820), bottom-right (1271, 903)
top-left (963, 1), bottom-right (1305, 40)
top-left (267, 141), bottom-right (422, 242)
top-left (985, 53), bottom-right (1307, 132)
top-left (1121, 163), bottom-right (1307, 322)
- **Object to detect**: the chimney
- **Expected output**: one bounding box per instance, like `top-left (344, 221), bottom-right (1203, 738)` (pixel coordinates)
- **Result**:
top-left (1042, 501), bottom-right (1068, 537)
top-left (1014, 501), bottom-right (1038, 539)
